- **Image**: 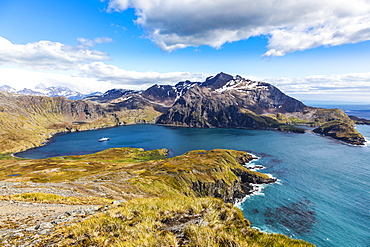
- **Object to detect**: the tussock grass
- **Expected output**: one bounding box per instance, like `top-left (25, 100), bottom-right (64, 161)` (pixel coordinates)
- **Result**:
top-left (43, 196), bottom-right (313, 246)
top-left (0, 192), bottom-right (113, 205)
top-left (0, 148), bottom-right (314, 246)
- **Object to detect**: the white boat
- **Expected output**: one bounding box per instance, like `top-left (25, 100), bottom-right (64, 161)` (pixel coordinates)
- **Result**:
top-left (98, 137), bottom-right (110, 142)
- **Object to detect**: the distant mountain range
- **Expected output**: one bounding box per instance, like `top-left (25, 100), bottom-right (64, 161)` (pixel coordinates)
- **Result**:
top-left (0, 84), bottom-right (102, 100)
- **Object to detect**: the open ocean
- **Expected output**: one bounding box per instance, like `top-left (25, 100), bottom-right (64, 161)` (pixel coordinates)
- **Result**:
top-left (17, 105), bottom-right (370, 247)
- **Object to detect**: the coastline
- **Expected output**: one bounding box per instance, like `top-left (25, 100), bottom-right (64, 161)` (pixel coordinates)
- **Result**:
top-left (234, 154), bottom-right (277, 207)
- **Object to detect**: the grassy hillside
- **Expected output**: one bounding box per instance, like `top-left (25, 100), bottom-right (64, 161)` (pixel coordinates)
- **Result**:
top-left (0, 92), bottom-right (161, 153)
top-left (0, 148), bottom-right (314, 246)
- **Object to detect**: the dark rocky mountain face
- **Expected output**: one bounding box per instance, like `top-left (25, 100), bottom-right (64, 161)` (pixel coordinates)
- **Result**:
top-left (141, 80), bottom-right (200, 107)
top-left (141, 84), bottom-right (178, 107)
top-left (200, 72), bottom-right (234, 90)
top-left (156, 73), bottom-right (307, 128)
top-left (85, 89), bottom-right (139, 103)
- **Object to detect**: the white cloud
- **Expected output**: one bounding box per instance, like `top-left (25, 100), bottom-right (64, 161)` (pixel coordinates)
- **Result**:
top-left (78, 62), bottom-right (205, 87)
top-left (104, 0), bottom-right (370, 55)
top-left (0, 64), bottom-right (205, 93)
top-left (265, 72), bottom-right (370, 103)
top-left (0, 36), bottom-right (110, 70)
top-left (77, 37), bottom-right (113, 47)
top-left (0, 68), bottom-right (117, 93)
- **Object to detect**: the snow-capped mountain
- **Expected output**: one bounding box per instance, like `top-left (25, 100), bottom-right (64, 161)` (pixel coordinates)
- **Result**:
top-left (0, 85), bottom-right (17, 93)
top-left (0, 84), bottom-right (101, 100)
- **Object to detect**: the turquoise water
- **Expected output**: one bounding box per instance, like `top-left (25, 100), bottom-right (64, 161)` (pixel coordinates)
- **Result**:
top-left (16, 117), bottom-right (370, 246)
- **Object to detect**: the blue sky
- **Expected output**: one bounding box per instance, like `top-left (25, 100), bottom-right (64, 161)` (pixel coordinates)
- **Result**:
top-left (1, 0), bottom-right (370, 103)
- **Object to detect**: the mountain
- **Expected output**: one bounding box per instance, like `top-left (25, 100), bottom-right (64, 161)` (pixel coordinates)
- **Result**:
top-left (84, 89), bottom-right (139, 103)
top-left (0, 85), bottom-right (17, 93)
top-left (0, 84), bottom-right (99, 100)
top-left (155, 72), bottom-right (365, 145)
top-left (37, 85), bottom-right (85, 100)
top-left (156, 72), bottom-right (308, 128)
top-left (16, 88), bottom-right (45, 96)
top-left (82, 72), bottom-right (364, 145)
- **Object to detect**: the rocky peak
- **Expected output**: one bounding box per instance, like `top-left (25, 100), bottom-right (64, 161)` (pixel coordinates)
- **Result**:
top-left (174, 80), bottom-right (199, 98)
top-left (17, 88), bottom-right (44, 96)
top-left (86, 89), bottom-right (139, 103)
top-left (142, 84), bottom-right (177, 101)
top-left (200, 72), bottom-right (234, 90)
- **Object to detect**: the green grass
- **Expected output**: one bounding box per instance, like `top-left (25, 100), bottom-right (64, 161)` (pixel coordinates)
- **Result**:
top-left (0, 148), bottom-right (314, 246)
top-left (278, 125), bottom-right (305, 133)
top-left (0, 192), bottom-right (113, 205)
top-left (41, 196), bottom-right (314, 246)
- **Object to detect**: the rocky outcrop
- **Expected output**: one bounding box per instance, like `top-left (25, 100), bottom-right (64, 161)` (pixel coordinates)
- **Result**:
top-left (349, 115), bottom-right (370, 125)
top-left (190, 170), bottom-right (276, 203)
top-left (313, 121), bottom-right (365, 145)
top-left (148, 149), bottom-right (276, 204)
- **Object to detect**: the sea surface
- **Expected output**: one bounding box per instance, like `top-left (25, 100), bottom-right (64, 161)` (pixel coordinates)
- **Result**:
top-left (17, 106), bottom-right (370, 247)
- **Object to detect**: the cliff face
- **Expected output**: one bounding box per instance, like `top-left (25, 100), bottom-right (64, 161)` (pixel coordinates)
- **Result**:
top-left (142, 149), bottom-right (276, 203)
top-left (156, 85), bottom-right (305, 128)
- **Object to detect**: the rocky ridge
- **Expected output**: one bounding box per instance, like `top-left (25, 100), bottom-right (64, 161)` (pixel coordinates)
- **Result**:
top-left (0, 84), bottom-right (98, 100)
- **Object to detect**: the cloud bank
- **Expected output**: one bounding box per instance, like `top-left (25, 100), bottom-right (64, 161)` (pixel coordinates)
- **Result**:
top-left (78, 62), bottom-right (204, 86)
top-left (265, 73), bottom-right (370, 103)
top-left (0, 36), bottom-right (110, 70)
top-left (104, 0), bottom-right (370, 55)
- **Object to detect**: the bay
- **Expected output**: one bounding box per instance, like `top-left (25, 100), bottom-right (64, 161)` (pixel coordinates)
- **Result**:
top-left (16, 117), bottom-right (370, 247)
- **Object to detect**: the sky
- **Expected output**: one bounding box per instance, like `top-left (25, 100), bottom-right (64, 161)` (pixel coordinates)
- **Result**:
top-left (1, 0), bottom-right (370, 103)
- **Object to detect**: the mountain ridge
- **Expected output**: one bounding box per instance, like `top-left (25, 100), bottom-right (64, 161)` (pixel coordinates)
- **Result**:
top-left (0, 84), bottom-right (102, 100)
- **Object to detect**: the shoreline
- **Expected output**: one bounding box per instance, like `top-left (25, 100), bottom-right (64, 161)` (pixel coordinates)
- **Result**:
top-left (235, 155), bottom-right (278, 207)
top-left (12, 118), bottom-right (368, 159)
top-left (12, 122), bottom-right (150, 158)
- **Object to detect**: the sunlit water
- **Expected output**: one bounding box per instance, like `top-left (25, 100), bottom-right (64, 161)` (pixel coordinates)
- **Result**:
top-left (17, 109), bottom-right (370, 247)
